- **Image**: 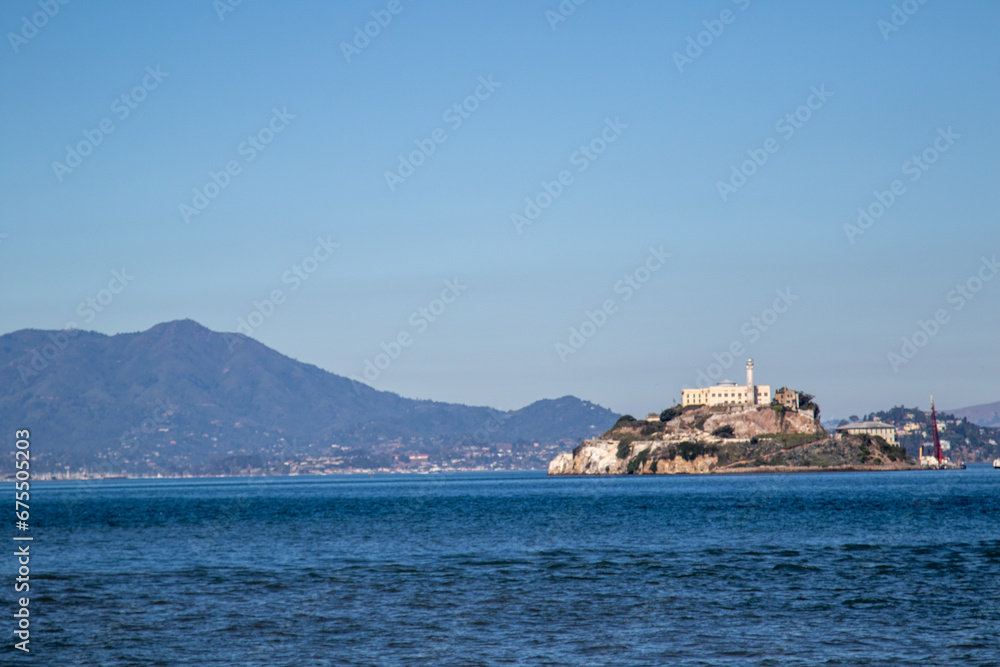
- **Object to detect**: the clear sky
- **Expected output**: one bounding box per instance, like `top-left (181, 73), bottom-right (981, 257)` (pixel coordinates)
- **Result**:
top-left (2, 0), bottom-right (998, 420)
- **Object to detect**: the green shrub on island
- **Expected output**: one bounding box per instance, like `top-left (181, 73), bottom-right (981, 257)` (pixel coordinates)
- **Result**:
top-left (879, 441), bottom-right (909, 462)
top-left (640, 421), bottom-right (664, 436)
top-left (614, 415), bottom-right (637, 428)
top-left (714, 443), bottom-right (740, 466)
top-left (811, 454), bottom-right (833, 467)
top-left (755, 432), bottom-right (824, 449)
top-left (659, 406), bottom-right (682, 422)
top-left (711, 425), bottom-right (735, 439)
top-left (859, 444), bottom-right (871, 463)
top-left (858, 434), bottom-right (909, 463)
top-left (627, 448), bottom-right (650, 474)
top-left (617, 438), bottom-right (634, 459)
top-left (676, 441), bottom-right (718, 462)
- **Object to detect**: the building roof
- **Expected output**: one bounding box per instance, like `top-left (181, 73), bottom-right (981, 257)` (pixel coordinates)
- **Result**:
top-left (835, 421), bottom-right (896, 431)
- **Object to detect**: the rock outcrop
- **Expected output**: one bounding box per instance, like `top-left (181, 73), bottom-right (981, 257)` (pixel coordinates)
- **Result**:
top-left (701, 407), bottom-right (815, 439)
top-left (548, 404), bottom-right (918, 475)
top-left (548, 440), bottom-right (623, 475)
top-left (547, 439), bottom-right (719, 475)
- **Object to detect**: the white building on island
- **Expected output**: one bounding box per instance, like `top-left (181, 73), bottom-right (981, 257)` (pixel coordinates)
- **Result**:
top-left (835, 420), bottom-right (898, 445)
top-left (681, 359), bottom-right (771, 408)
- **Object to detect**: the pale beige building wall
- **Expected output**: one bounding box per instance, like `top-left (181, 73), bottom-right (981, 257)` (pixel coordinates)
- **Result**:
top-left (682, 384), bottom-right (771, 407)
top-left (841, 425), bottom-right (897, 445)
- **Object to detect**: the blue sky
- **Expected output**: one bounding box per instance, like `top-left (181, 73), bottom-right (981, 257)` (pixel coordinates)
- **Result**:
top-left (2, 0), bottom-right (998, 420)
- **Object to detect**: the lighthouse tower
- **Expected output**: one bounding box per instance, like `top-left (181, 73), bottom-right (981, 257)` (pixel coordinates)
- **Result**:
top-left (746, 359), bottom-right (755, 405)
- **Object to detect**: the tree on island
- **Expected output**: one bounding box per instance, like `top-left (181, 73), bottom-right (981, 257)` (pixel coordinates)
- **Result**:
top-left (797, 392), bottom-right (821, 420)
top-left (659, 405), bottom-right (682, 422)
top-left (613, 415), bottom-right (636, 428)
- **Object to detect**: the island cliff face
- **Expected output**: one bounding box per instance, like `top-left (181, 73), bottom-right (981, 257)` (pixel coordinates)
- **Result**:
top-left (548, 405), bottom-right (917, 475)
top-left (548, 441), bottom-right (718, 475)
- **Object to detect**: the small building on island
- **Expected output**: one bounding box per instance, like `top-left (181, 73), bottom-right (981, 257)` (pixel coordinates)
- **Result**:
top-left (774, 387), bottom-right (800, 411)
top-left (835, 419), bottom-right (897, 445)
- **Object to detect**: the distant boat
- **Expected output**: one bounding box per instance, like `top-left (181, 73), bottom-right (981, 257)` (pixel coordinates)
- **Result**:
top-left (993, 458), bottom-right (1000, 469)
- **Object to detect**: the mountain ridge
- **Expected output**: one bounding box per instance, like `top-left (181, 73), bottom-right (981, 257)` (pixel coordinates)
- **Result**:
top-left (0, 320), bottom-right (618, 476)
top-left (944, 401), bottom-right (1000, 428)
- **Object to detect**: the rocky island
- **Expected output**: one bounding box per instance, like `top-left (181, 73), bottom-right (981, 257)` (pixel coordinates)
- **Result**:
top-left (549, 361), bottom-right (919, 476)
top-left (548, 403), bottom-right (916, 475)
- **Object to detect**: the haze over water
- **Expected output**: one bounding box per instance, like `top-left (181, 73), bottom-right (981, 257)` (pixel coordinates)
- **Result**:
top-left (34, 467), bottom-right (1000, 665)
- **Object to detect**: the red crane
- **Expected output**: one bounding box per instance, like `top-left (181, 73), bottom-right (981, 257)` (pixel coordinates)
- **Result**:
top-left (930, 395), bottom-right (944, 465)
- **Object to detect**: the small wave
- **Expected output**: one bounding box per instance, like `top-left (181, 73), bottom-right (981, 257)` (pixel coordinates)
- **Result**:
top-left (772, 563), bottom-right (819, 573)
top-left (843, 596), bottom-right (891, 607)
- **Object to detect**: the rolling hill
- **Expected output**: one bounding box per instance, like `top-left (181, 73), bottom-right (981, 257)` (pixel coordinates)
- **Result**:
top-left (946, 401), bottom-right (1000, 428)
top-left (0, 320), bottom-right (618, 476)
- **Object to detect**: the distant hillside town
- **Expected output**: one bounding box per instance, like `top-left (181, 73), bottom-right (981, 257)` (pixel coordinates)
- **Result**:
top-left (0, 321), bottom-right (620, 478)
top-left (853, 405), bottom-right (1000, 464)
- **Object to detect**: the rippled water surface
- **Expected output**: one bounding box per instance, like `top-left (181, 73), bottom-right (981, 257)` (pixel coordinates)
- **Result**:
top-left (26, 467), bottom-right (1000, 665)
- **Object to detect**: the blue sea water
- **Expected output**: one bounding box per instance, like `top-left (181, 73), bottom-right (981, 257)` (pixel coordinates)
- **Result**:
top-left (17, 466), bottom-right (1000, 665)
